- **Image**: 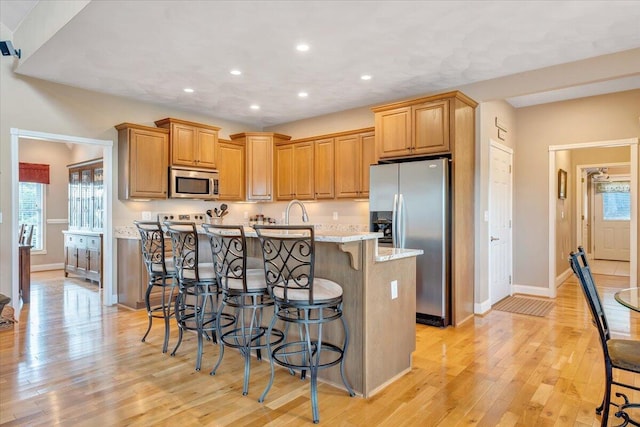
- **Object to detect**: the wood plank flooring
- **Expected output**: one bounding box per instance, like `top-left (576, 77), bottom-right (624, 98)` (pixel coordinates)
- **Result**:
top-left (1, 270), bottom-right (639, 426)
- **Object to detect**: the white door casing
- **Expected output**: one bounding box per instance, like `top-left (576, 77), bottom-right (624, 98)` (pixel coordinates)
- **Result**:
top-left (489, 140), bottom-right (513, 304)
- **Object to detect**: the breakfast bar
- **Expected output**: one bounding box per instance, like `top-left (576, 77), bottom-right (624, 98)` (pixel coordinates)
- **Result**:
top-left (115, 226), bottom-right (422, 397)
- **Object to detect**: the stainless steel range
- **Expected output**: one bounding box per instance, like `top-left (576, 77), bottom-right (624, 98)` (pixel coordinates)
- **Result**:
top-left (157, 212), bottom-right (207, 225)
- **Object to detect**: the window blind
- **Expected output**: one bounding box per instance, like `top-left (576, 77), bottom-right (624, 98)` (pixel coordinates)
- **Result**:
top-left (19, 162), bottom-right (50, 184)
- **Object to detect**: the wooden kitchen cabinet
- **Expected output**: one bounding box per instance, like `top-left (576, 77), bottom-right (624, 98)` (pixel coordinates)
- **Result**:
top-left (230, 132), bottom-right (291, 201)
top-left (155, 117), bottom-right (220, 169)
top-left (274, 141), bottom-right (314, 200)
top-left (63, 231), bottom-right (102, 286)
top-left (314, 137), bottom-right (335, 199)
top-left (217, 138), bottom-right (246, 201)
top-left (335, 130), bottom-right (375, 199)
top-left (374, 99), bottom-right (449, 159)
top-left (116, 123), bottom-right (169, 200)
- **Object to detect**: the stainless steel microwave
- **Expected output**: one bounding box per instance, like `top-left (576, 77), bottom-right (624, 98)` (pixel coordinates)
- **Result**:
top-left (169, 166), bottom-right (219, 200)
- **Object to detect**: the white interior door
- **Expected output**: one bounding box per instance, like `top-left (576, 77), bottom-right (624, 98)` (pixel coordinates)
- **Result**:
top-left (489, 142), bottom-right (513, 304)
top-left (593, 183), bottom-right (631, 261)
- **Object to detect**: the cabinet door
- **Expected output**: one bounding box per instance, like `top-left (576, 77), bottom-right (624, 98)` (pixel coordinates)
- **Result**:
top-left (294, 142), bottom-right (314, 200)
top-left (80, 169), bottom-right (93, 229)
top-left (129, 128), bottom-right (169, 198)
top-left (360, 132), bottom-right (376, 198)
top-left (196, 128), bottom-right (218, 169)
top-left (86, 236), bottom-right (102, 283)
top-left (92, 166), bottom-right (104, 230)
top-left (217, 140), bottom-right (245, 201)
top-left (246, 136), bottom-right (273, 200)
top-left (413, 100), bottom-right (449, 155)
top-left (75, 235), bottom-right (88, 275)
top-left (64, 234), bottom-right (78, 274)
top-left (335, 134), bottom-right (362, 198)
top-left (375, 107), bottom-right (412, 159)
top-left (275, 144), bottom-right (294, 200)
top-left (68, 170), bottom-right (81, 229)
top-left (314, 138), bottom-right (334, 199)
top-left (171, 123), bottom-right (197, 166)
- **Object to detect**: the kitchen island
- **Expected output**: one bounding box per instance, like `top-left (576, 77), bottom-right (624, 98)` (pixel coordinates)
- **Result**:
top-left (115, 226), bottom-right (422, 397)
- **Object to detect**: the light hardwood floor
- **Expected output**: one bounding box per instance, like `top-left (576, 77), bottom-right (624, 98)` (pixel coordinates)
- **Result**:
top-left (1, 270), bottom-right (639, 426)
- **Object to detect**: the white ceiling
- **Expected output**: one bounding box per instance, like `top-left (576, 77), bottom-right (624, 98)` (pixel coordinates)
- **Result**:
top-left (3, 0), bottom-right (640, 127)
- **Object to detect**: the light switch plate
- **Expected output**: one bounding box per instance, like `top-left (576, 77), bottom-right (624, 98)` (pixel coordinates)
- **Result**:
top-left (333, 211), bottom-right (338, 220)
top-left (391, 280), bottom-right (398, 299)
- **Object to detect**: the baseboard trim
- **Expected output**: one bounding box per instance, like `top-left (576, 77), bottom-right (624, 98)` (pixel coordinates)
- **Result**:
top-left (511, 284), bottom-right (552, 298)
top-left (31, 263), bottom-right (64, 272)
top-left (475, 299), bottom-right (492, 315)
top-left (555, 267), bottom-right (573, 287)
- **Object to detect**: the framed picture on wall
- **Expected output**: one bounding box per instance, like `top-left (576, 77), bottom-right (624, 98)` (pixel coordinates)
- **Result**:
top-left (558, 169), bottom-right (567, 199)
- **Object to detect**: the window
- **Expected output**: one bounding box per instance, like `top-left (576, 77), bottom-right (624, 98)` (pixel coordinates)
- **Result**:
top-left (603, 192), bottom-right (631, 221)
top-left (18, 182), bottom-right (45, 251)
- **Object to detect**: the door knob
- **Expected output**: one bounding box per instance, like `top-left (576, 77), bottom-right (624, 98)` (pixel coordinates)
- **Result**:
top-left (490, 236), bottom-right (500, 242)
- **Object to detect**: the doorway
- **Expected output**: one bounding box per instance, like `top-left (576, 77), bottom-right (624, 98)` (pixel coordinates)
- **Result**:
top-left (10, 128), bottom-right (114, 311)
top-left (548, 138), bottom-right (638, 298)
top-left (489, 139), bottom-right (513, 304)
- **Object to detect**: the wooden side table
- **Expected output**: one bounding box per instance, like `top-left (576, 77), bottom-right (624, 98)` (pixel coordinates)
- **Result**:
top-left (19, 245), bottom-right (31, 303)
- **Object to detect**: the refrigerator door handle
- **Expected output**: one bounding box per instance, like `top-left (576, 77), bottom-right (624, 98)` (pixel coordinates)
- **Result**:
top-left (392, 193), bottom-right (398, 248)
top-left (398, 193), bottom-right (405, 248)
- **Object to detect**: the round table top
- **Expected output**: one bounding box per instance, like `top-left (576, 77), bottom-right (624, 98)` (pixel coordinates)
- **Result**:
top-left (614, 288), bottom-right (640, 312)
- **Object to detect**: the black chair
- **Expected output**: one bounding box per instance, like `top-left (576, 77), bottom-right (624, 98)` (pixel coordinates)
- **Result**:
top-left (203, 224), bottom-right (284, 396)
top-left (134, 220), bottom-right (176, 353)
top-left (164, 221), bottom-right (233, 371)
top-left (254, 225), bottom-right (355, 424)
top-left (569, 246), bottom-right (640, 426)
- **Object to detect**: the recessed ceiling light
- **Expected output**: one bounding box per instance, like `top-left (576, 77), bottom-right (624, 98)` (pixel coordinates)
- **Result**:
top-left (230, 69), bottom-right (242, 76)
top-left (183, 88), bottom-right (195, 93)
top-left (360, 75), bottom-right (372, 81)
top-left (296, 43), bottom-right (310, 52)
top-left (250, 104), bottom-right (260, 110)
top-left (298, 92), bottom-right (308, 98)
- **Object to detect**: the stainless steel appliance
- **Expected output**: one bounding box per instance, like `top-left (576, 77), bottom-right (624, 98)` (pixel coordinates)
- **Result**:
top-left (157, 212), bottom-right (207, 225)
top-left (369, 158), bottom-right (450, 326)
top-left (169, 166), bottom-right (219, 200)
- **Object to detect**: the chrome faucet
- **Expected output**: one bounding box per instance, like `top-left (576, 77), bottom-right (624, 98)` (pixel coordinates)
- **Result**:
top-left (285, 199), bottom-right (309, 225)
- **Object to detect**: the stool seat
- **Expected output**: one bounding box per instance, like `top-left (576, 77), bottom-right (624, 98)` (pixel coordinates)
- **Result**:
top-left (273, 278), bottom-right (343, 303)
top-left (225, 269), bottom-right (268, 291)
top-left (183, 262), bottom-right (215, 280)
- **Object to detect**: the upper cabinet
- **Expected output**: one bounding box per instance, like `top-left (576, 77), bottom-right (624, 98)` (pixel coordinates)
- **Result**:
top-left (68, 158), bottom-right (103, 231)
top-left (373, 96), bottom-right (453, 159)
top-left (335, 130), bottom-right (375, 199)
top-left (313, 137), bottom-right (335, 199)
top-left (116, 123), bottom-right (169, 200)
top-left (217, 138), bottom-right (246, 201)
top-left (154, 117), bottom-right (220, 169)
top-left (274, 141), bottom-right (314, 201)
top-left (230, 132), bottom-right (291, 201)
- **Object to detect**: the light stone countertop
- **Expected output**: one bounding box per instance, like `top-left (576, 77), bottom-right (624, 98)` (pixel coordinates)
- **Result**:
top-left (114, 224), bottom-right (423, 262)
top-left (375, 246), bottom-right (424, 262)
top-left (114, 225), bottom-right (381, 243)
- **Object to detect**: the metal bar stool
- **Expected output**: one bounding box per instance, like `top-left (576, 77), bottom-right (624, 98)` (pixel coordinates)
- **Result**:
top-left (203, 224), bottom-right (284, 396)
top-left (134, 220), bottom-right (176, 353)
top-left (254, 225), bottom-right (355, 424)
top-left (164, 221), bottom-right (233, 371)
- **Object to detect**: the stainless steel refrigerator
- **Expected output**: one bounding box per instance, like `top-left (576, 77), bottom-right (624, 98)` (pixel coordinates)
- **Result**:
top-left (369, 158), bottom-right (450, 326)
